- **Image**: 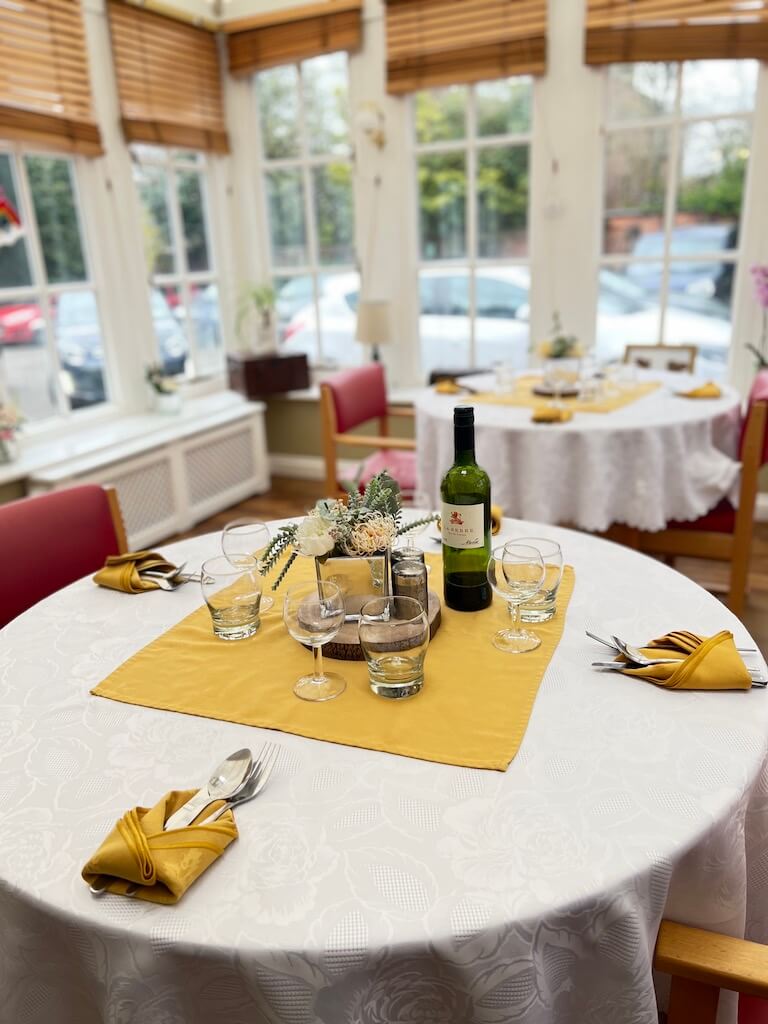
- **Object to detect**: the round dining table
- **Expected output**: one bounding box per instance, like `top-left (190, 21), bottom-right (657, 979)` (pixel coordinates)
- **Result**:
top-left (416, 371), bottom-right (743, 532)
top-left (1, 516), bottom-right (767, 1024)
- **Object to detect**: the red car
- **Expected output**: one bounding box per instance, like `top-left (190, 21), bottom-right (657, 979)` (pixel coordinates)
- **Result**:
top-left (0, 302), bottom-right (43, 344)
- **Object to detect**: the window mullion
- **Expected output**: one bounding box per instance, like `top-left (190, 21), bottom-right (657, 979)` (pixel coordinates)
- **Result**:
top-left (297, 61), bottom-right (323, 364)
top-left (659, 69), bottom-right (684, 346)
top-left (467, 87), bottom-right (477, 367)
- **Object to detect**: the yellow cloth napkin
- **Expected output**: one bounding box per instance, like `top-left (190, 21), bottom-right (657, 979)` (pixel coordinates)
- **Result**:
top-left (435, 379), bottom-right (461, 394)
top-left (618, 630), bottom-right (751, 690)
top-left (677, 381), bottom-right (722, 399)
top-left (532, 406), bottom-right (574, 424)
top-left (93, 551), bottom-right (177, 593)
top-left (81, 789), bottom-right (238, 903)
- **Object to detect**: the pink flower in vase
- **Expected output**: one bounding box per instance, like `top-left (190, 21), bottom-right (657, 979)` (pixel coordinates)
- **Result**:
top-left (751, 265), bottom-right (768, 310)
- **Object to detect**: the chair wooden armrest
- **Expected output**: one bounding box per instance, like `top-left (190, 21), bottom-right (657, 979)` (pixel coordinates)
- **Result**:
top-left (104, 485), bottom-right (128, 554)
top-left (334, 434), bottom-right (417, 451)
top-left (654, 919), bottom-right (768, 1023)
top-left (387, 405), bottom-right (415, 418)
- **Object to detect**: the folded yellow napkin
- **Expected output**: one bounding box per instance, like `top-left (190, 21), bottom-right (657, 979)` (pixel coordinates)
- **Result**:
top-left (618, 630), bottom-right (751, 690)
top-left (82, 789), bottom-right (238, 903)
top-left (677, 381), bottom-right (722, 399)
top-left (435, 379), bottom-right (461, 395)
top-left (93, 551), bottom-right (177, 593)
top-left (532, 407), bottom-right (573, 423)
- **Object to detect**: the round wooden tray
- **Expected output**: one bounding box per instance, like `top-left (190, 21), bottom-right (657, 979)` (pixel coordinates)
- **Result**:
top-left (305, 591), bottom-right (442, 662)
top-left (532, 383), bottom-right (580, 398)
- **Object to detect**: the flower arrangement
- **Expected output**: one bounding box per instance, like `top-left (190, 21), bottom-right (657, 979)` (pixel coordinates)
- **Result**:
top-left (748, 265), bottom-right (768, 370)
top-left (260, 472), bottom-right (437, 589)
top-left (145, 363), bottom-right (178, 395)
top-left (536, 313), bottom-right (582, 360)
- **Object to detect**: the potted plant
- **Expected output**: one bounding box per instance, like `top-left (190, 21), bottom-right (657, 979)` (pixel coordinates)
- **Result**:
top-left (145, 363), bottom-right (182, 414)
top-left (0, 402), bottom-right (22, 464)
top-left (236, 283), bottom-right (277, 356)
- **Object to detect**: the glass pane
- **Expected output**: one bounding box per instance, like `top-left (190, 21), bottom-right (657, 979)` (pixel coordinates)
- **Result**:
top-left (418, 269), bottom-right (470, 376)
top-left (418, 153), bottom-right (467, 260)
top-left (0, 297), bottom-right (56, 421)
top-left (279, 275), bottom-right (319, 362)
top-left (132, 144), bottom-right (169, 163)
top-left (607, 63), bottom-right (677, 121)
top-left (266, 170), bottom-right (307, 267)
top-left (0, 154), bottom-right (32, 288)
top-left (477, 145), bottom-right (529, 258)
top-left (303, 52), bottom-right (350, 156)
top-left (603, 127), bottom-right (669, 255)
top-left (682, 60), bottom-right (758, 117)
top-left (257, 65), bottom-right (300, 159)
top-left (594, 265), bottom-right (662, 363)
top-left (189, 282), bottom-right (222, 376)
top-left (134, 165), bottom-right (175, 275)
top-left (25, 156), bottom-right (87, 284)
top-left (54, 289), bottom-right (108, 411)
top-left (172, 149), bottom-right (202, 165)
top-left (664, 281), bottom-right (732, 382)
top-left (475, 265), bottom-right (530, 371)
top-left (177, 171), bottom-right (210, 272)
top-left (318, 270), bottom-right (362, 365)
top-left (476, 77), bottom-right (532, 136)
top-left (150, 285), bottom-right (188, 377)
top-left (414, 86), bottom-right (467, 144)
top-left (313, 163), bottom-right (354, 265)
top-left (673, 119), bottom-right (749, 276)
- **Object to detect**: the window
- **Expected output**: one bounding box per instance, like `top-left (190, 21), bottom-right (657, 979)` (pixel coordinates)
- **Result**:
top-left (599, 60), bottom-right (758, 380)
top-left (256, 52), bottom-right (358, 367)
top-left (413, 78), bottom-right (532, 378)
top-left (0, 147), bottom-right (108, 421)
top-left (132, 145), bottom-right (222, 379)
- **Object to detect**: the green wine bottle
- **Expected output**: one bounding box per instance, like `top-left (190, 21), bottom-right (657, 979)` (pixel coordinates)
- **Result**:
top-left (440, 406), bottom-right (491, 612)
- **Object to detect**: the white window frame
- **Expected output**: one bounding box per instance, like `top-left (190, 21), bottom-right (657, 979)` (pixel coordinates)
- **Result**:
top-left (255, 53), bottom-right (356, 368)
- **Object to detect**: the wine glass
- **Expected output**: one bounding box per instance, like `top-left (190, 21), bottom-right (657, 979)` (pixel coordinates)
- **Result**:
top-left (398, 490), bottom-right (435, 556)
top-left (486, 543), bottom-right (545, 653)
top-left (222, 518), bottom-right (274, 613)
top-left (283, 581), bottom-right (346, 702)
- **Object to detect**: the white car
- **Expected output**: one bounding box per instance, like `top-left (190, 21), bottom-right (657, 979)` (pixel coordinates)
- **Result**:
top-left (280, 268), bottom-right (732, 379)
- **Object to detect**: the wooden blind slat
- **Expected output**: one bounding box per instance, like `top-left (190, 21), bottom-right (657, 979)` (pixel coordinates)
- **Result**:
top-left (585, 0), bottom-right (768, 63)
top-left (226, 0), bottom-right (362, 77)
top-left (108, 0), bottom-right (228, 154)
top-left (0, 0), bottom-right (102, 155)
top-left (385, 0), bottom-right (547, 94)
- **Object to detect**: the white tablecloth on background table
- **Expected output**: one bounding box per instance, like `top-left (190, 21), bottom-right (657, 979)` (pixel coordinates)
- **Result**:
top-left (1, 518), bottom-right (767, 1024)
top-left (416, 372), bottom-right (742, 531)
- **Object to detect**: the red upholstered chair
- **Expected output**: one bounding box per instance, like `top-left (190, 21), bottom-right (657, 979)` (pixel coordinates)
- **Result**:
top-left (638, 370), bottom-right (768, 616)
top-left (319, 364), bottom-right (417, 498)
top-left (0, 484), bottom-right (128, 629)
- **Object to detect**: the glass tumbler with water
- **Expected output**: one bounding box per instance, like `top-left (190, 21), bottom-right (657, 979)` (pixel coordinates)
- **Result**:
top-left (359, 596), bottom-right (429, 699)
top-left (515, 538), bottom-right (563, 623)
top-left (200, 555), bottom-right (262, 640)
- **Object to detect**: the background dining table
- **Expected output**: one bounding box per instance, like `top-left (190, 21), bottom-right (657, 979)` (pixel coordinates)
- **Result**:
top-left (416, 371), bottom-right (743, 532)
top-left (1, 515), bottom-right (767, 1024)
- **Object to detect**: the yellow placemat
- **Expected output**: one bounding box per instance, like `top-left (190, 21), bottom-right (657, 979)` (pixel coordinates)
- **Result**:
top-left (92, 555), bottom-right (575, 771)
top-left (471, 378), bottom-right (660, 414)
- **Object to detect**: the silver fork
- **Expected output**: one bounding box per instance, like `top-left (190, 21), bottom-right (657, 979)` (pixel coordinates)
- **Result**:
top-left (198, 742), bottom-right (280, 824)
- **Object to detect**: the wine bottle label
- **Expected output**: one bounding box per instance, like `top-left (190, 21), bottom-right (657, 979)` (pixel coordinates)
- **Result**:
top-left (441, 502), bottom-right (485, 549)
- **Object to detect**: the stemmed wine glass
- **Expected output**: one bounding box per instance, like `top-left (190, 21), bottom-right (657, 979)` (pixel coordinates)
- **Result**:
top-left (486, 543), bottom-right (545, 653)
top-left (222, 518), bottom-right (274, 613)
top-left (398, 490), bottom-right (435, 556)
top-left (283, 580), bottom-right (346, 702)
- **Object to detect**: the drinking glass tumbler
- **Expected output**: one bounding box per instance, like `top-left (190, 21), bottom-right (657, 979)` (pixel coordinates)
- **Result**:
top-left (283, 581), bottom-right (346, 702)
top-left (359, 595), bottom-right (429, 699)
top-left (222, 518), bottom-right (274, 613)
top-left (486, 543), bottom-right (545, 653)
top-left (515, 537), bottom-right (564, 623)
top-left (200, 555), bottom-right (262, 641)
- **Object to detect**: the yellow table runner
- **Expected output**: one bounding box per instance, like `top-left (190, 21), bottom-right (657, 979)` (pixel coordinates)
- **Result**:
top-left (92, 555), bottom-right (575, 771)
top-left (471, 377), bottom-right (660, 414)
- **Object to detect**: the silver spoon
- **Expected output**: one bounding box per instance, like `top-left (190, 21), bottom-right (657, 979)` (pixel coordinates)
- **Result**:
top-left (197, 743), bottom-right (280, 825)
top-left (611, 636), bottom-right (681, 666)
top-left (164, 748), bottom-right (253, 831)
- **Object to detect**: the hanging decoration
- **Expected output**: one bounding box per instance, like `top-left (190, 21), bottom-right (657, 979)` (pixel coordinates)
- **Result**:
top-left (0, 187), bottom-right (24, 248)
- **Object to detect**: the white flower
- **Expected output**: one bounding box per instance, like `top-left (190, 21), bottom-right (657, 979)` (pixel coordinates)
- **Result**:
top-left (295, 513), bottom-right (336, 557)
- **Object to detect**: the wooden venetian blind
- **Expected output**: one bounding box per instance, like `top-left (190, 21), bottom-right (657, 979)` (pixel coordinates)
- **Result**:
top-left (585, 0), bottom-right (768, 64)
top-left (225, 0), bottom-right (362, 78)
top-left (385, 0), bottom-right (547, 95)
top-left (0, 0), bottom-right (101, 156)
top-left (108, 1), bottom-right (228, 153)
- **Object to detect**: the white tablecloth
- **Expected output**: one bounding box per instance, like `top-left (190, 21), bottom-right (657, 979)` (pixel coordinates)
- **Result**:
top-left (1, 519), bottom-right (767, 1024)
top-left (416, 373), bottom-right (742, 531)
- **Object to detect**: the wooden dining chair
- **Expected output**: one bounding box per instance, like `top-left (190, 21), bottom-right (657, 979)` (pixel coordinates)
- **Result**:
top-left (319, 364), bottom-right (417, 499)
top-left (637, 371), bottom-right (768, 617)
top-left (624, 343), bottom-right (698, 373)
top-left (0, 484), bottom-right (128, 629)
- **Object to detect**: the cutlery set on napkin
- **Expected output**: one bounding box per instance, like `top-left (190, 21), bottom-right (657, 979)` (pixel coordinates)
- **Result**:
top-left (93, 552), bottom-right (199, 593)
top-left (83, 744), bottom-right (280, 902)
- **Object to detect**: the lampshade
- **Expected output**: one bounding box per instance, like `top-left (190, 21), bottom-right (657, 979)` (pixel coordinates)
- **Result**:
top-left (355, 300), bottom-right (391, 347)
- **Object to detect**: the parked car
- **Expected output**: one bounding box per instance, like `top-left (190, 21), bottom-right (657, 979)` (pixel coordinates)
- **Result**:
top-left (280, 268), bottom-right (732, 379)
top-left (628, 223), bottom-right (736, 300)
top-left (0, 302), bottom-right (44, 345)
top-left (57, 289), bottom-right (187, 409)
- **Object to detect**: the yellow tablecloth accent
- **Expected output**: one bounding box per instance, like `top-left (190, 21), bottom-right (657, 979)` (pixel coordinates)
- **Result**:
top-left (471, 379), bottom-right (660, 414)
top-left (618, 630), bottom-right (751, 690)
top-left (81, 789), bottom-right (238, 903)
top-left (676, 381), bottom-right (722, 399)
top-left (531, 407), bottom-right (573, 424)
top-left (94, 551), bottom-right (177, 593)
top-left (92, 555), bottom-right (575, 771)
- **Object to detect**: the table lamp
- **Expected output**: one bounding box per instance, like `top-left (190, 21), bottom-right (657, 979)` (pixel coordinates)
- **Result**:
top-left (355, 300), bottom-right (391, 362)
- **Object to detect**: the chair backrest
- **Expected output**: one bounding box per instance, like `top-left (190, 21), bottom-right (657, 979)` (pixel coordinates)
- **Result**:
top-left (740, 368), bottom-right (768, 467)
top-left (624, 343), bottom-right (697, 373)
top-left (0, 484), bottom-right (127, 629)
top-left (322, 364), bottom-right (388, 433)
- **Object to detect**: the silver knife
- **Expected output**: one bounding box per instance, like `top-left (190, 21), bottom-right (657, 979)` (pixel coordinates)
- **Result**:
top-left (164, 748), bottom-right (252, 831)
